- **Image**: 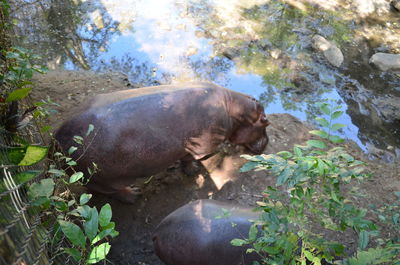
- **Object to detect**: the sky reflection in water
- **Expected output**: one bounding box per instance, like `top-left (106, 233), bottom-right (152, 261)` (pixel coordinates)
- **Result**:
top-left (13, 0), bottom-right (400, 155)
top-left (92, 0), bottom-right (364, 148)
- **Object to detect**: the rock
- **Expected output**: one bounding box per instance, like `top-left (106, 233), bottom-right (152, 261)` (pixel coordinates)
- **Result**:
top-left (369, 53), bottom-right (400, 71)
top-left (323, 46), bottom-right (344, 67)
top-left (352, 0), bottom-right (390, 16)
top-left (391, 0), bottom-right (400, 11)
top-left (311, 35), bottom-right (344, 67)
top-left (312, 35), bottom-right (331, 51)
top-left (366, 143), bottom-right (396, 163)
top-left (371, 96), bottom-right (400, 122)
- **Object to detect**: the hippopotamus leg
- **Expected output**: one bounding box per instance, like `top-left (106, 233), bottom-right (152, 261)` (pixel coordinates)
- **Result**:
top-left (86, 180), bottom-right (143, 204)
top-left (110, 185), bottom-right (143, 204)
top-left (180, 154), bottom-right (202, 176)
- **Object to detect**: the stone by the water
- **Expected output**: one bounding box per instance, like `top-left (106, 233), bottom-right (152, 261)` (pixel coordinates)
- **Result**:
top-left (311, 35), bottom-right (344, 67)
top-left (369, 52), bottom-right (400, 71)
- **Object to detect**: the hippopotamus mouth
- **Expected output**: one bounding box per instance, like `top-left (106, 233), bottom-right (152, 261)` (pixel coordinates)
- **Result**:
top-left (244, 135), bottom-right (269, 155)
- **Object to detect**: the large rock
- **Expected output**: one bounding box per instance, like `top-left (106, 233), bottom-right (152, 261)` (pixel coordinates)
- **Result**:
top-left (391, 0), bottom-right (400, 11)
top-left (312, 35), bottom-right (344, 67)
top-left (371, 96), bottom-right (400, 122)
top-left (369, 53), bottom-right (400, 71)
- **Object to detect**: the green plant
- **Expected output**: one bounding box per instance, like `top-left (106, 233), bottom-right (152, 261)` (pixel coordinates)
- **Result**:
top-left (233, 102), bottom-right (399, 264)
top-left (1, 46), bottom-right (47, 96)
top-left (32, 125), bottom-right (117, 264)
top-left (1, 46), bottom-right (118, 264)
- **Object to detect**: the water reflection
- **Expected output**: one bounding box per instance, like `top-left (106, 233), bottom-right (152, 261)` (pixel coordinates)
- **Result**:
top-left (10, 0), bottom-right (400, 159)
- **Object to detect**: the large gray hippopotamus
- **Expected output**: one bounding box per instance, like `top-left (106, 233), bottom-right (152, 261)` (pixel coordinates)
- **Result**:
top-left (153, 199), bottom-right (261, 265)
top-left (55, 82), bottom-right (269, 203)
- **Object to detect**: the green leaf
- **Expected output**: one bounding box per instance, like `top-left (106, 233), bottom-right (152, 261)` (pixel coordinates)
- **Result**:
top-left (339, 153), bottom-right (354, 162)
top-left (328, 135), bottom-right (344, 143)
top-left (7, 147), bottom-right (26, 164)
top-left (277, 151), bottom-right (292, 159)
top-left (28, 178), bottom-right (54, 199)
top-left (99, 203), bottom-right (112, 227)
top-left (248, 224), bottom-right (258, 242)
top-left (306, 140), bottom-right (327, 149)
top-left (59, 220), bottom-right (86, 248)
top-left (48, 169), bottom-right (66, 177)
top-left (14, 170), bottom-right (41, 184)
top-left (73, 135), bottom-right (83, 145)
top-left (344, 247), bottom-right (397, 264)
top-left (309, 130), bottom-right (328, 139)
top-left (31, 197), bottom-right (51, 207)
top-left (86, 242), bottom-right (111, 264)
top-left (276, 167), bottom-right (291, 186)
top-left (80, 193), bottom-right (92, 205)
top-left (18, 145), bottom-right (48, 166)
top-left (69, 172), bottom-right (84, 183)
top-left (320, 103), bottom-right (331, 116)
top-left (293, 146), bottom-right (303, 157)
top-left (315, 117), bottom-right (329, 128)
top-left (84, 207), bottom-right (99, 241)
top-left (331, 110), bottom-right (343, 119)
top-left (304, 250), bottom-right (314, 261)
top-left (329, 243), bottom-right (345, 256)
top-left (91, 229), bottom-right (112, 244)
top-left (358, 230), bottom-right (369, 250)
top-left (240, 161), bottom-right (259, 172)
top-left (91, 227), bottom-right (119, 244)
top-left (231, 239), bottom-right (247, 246)
top-left (68, 146), bottom-right (78, 155)
top-left (86, 124), bottom-right (94, 136)
top-left (77, 205), bottom-right (91, 219)
top-left (64, 248), bottom-right (82, 262)
top-left (393, 213), bottom-right (399, 225)
top-left (6, 87), bottom-right (32, 102)
top-left (67, 160), bottom-right (77, 166)
top-left (54, 201), bottom-right (68, 212)
top-left (330, 123), bottom-right (346, 131)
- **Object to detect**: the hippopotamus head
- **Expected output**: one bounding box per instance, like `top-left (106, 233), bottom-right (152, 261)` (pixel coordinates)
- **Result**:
top-left (228, 94), bottom-right (269, 154)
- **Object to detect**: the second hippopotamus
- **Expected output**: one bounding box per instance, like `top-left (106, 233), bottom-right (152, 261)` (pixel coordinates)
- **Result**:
top-left (153, 199), bottom-right (261, 265)
top-left (55, 82), bottom-right (269, 203)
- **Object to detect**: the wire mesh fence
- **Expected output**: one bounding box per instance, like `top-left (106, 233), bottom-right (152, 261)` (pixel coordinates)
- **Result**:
top-left (0, 100), bottom-right (76, 265)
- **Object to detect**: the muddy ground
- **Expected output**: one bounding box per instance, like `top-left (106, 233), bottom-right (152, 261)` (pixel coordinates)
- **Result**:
top-left (32, 70), bottom-right (400, 265)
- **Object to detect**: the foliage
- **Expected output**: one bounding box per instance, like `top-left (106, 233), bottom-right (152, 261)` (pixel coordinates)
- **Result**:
top-left (39, 126), bottom-right (116, 264)
top-left (235, 102), bottom-right (400, 264)
top-left (1, 45), bottom-right (117, 264)
top-left (1, 46), bottom-right (47, 93)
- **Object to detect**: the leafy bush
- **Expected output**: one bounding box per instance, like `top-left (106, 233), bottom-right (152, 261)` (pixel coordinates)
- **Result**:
top-left (1, 46), bottom-right (118, 264)
top-left (233, 102), bottom-right (400, 264)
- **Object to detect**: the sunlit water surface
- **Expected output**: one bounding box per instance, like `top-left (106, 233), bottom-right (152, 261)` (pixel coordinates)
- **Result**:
top-left (11, 0), bottom-right (400, 160)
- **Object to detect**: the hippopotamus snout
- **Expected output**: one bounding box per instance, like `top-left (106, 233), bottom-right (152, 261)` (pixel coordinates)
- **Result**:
top-left (244, 132), bottom-right (269, 154)
top-left (152, 200), bottom-right (261, 265)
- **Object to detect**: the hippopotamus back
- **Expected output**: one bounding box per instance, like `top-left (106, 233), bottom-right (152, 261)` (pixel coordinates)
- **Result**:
top-left (153, 199), bottom-right (261, 265)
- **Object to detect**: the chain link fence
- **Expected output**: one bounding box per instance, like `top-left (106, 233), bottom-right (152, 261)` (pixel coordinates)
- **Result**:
top-left (0, 102), bottom-right (77, 265)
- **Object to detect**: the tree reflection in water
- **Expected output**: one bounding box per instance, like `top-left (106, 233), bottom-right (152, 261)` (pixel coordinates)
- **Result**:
top-left (9, 0), bottom-right (400, 155)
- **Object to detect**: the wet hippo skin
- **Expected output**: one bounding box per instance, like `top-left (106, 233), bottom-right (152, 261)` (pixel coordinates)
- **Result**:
top-left (55, 82), bottom-right (269, 203)
top-left (152, 199), bottom-right (261, 265)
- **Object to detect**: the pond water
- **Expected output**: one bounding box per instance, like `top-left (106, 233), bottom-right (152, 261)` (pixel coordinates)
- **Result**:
top-left (11, 0), bottom-right (400, 161)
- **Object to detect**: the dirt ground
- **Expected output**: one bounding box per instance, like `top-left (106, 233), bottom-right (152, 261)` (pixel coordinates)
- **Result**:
top-left (32, 70), bottom-right (400, 265)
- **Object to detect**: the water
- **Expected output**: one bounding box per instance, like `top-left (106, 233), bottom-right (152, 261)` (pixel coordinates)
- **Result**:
top-left (10, 0), bottom-right (400, 160)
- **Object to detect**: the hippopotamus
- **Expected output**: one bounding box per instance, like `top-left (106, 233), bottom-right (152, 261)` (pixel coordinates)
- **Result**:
top-left (152, 199), bottom-right (261, 265)
top-left (55, 82), bottom-right (269, 203)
